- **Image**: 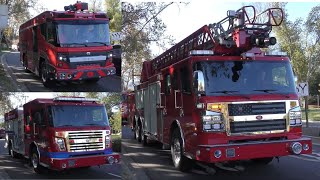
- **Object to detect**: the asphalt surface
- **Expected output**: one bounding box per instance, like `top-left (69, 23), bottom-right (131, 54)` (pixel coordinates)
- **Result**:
top-left (122, 126), bottom-right (320, 180)
top-left (0, 139), bottom-right (121, 179)
top-left (1, 52), bottom-right (121, 92)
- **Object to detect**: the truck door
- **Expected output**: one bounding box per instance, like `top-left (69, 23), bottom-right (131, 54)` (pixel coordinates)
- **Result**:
top-left (25, 107), bottom-right (48, 156)
top-left (32, 26), bottom-right (39, 73)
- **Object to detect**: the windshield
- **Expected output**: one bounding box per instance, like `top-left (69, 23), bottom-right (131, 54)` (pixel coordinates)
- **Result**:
top-left (49, 105), bottom-right (109, 127)
top-left (194, 60), bottom-right (296, 96)
top-left (56, 21), bottom-right (111, 47)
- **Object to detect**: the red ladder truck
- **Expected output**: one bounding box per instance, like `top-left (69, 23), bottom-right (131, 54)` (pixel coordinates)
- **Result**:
top-left (18, 1), bottom-right (118, 87)
top-left (131, 6), bottom-right (312, 172)
top-left (4, 97), bottom-right (120, 174)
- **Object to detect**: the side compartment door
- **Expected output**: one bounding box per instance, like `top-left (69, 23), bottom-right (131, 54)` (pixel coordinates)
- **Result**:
top-left (149, 80), bottom-right (161, 137)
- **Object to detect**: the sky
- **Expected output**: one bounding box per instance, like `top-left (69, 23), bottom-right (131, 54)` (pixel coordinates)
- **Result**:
top-left (35, 0), bottom-right (320, 55)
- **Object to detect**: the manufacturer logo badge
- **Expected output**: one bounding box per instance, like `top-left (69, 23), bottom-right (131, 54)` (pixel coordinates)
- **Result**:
top-left (86, 52), bottom-right (91, 55)
top-left (256, 115), bottom-right (263, 120)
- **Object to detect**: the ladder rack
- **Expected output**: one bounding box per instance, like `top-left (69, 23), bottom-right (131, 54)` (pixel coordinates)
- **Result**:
top-left (149, 6), bottom-right (284, 74)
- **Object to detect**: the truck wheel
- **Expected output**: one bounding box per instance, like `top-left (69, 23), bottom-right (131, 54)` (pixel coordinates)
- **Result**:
top-left (143, 135), bottom-right (148, 146)
top-left (31, 148), bottom-right (46, 174)
top-left (40, 61), bottom-right (55, 88)
top-left (8, 142), bottom-right (17, 158)
top-left (22, 57), bottom-right (30, 73)
top-left (171, 129), bottom-right (193, 172)
top-left (252, 157), bottom-right (274, 165)
top-left (135, 123), bottom-right (142, 142)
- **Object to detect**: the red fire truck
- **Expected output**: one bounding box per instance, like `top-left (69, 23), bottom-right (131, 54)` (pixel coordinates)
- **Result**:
top-left (130, 6), bottom-right (312, 172)
top-left (19, 1), bottom-right (117, 87)
top-left (121, 92), bottom-right (135, 125)
top-left (4, 97), bottom-right (120, 174)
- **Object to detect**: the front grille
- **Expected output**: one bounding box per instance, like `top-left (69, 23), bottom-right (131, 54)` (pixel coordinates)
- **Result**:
top-left (68, 131), bottom-right (104, 152)
top-left (228, 102), bottom-right (286, 116)
top-left (230, 119), bottom-right (286, 134)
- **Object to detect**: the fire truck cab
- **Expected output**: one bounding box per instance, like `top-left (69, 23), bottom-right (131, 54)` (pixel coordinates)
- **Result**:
top-left (132, 6), bottom-right (312, 172)
top-left (5, 97), bottom-right (120, 174)
top-left (19, 1), bottom-right (117, 87)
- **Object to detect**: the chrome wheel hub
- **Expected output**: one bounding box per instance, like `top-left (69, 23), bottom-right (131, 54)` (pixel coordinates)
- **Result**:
top-left (32, 153), bottom-right (38, 169)
top-left (172, 138), bottom-right (181, 165)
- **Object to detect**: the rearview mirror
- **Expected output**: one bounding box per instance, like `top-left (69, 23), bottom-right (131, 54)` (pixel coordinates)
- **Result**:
top-left (193, 70), bottom-right (205, 95)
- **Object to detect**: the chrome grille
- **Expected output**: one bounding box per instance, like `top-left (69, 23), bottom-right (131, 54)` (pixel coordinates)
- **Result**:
top-left (228, 102), bottom-right (286, 116)
top-left (230, 119), bottom-right (286, 134)
top-left (68, 131), bottom-right (104, 152)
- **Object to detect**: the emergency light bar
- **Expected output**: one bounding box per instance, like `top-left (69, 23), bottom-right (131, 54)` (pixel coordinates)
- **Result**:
top-left (189, 50), bottom-right (214, 56)
top-left (64, 1), bottom-right (88, 11)
top-left (53, 97), bottom-right (99, 102)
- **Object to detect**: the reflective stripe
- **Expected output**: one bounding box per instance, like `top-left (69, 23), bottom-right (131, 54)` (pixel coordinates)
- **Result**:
top-left (69, 56), bottom-right (107, 62)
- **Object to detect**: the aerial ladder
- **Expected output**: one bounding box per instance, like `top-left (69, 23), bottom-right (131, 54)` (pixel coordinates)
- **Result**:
top-left (140, 6), bottom-right (284, 83)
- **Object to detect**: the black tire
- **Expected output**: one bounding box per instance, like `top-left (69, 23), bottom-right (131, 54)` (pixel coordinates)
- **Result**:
top-left (22, 57), bottom-right (30, 73)
top-left (31, 148), bottom-right (46, 174)
top-left (136, 123), bottom-right (142, 143)
top-left (252, 157), bottom-right (274, 165)
top-left (133, 123), bottom-right (137, 140)
top-left (8, 142), bottom-right (17, 158)
top-left (40, 61), bottom-right (55, 88)
top-left (171, 129), bottom-right (193, 172)
top-left (142, 134), bottom-right (148, 146)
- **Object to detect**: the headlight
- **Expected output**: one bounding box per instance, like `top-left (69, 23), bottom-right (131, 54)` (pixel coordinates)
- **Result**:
top-left (202, 115), bottom-right (224, 131)
top-left (55, 138), bottom-right (66, 151)
top-left (105, 130), bottom-right (111, 148)
top-left (288, 106), bottom-right (302, 126)
top-left (57, 53), bottom-right (68, 61)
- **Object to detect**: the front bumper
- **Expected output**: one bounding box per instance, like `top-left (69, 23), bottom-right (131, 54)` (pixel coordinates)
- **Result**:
top-left (48, 153), bottom-right (120, 171)
top-left (195, 137), bottom-right (312, 163)
top-left (49, 66), bottom-right (116, 81)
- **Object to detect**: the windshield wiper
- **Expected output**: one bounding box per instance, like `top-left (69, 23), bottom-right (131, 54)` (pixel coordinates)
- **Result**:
top-left (57, 124), bottom-right (74, 127)
top-left (83, 123), bottom-right (101, 126)
top-left (63, 43), bottom-right (87, 47)
top-left (86, 42), bottom-right (108, 46)
top-left (253, 89), bottom-right (290, 98)
top-left (210, 90), bottom-right (250, 99)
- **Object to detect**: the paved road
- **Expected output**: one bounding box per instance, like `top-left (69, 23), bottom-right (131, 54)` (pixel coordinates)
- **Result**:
top-left (0, 139), bottom-right (121, 179)
top-left (122, 126), bottom-right (320, 180)
top-left (2, 52), bottom-right (121, 92)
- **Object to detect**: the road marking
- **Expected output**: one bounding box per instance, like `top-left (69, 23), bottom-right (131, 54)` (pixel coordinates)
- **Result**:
top-left (107, 173), bottom-right (121, 178)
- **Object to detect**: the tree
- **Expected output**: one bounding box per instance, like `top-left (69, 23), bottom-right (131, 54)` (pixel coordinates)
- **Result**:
top-left (0, 92), bottom-right (12, 116)
top-left (104, 0), bottom-right (121, 33)
top-left (109, 110), bottom-right (121, 133)
top-left (121, 2), bottom-right (180, 90)
top-left (0, 0), bottom-right (44, 47)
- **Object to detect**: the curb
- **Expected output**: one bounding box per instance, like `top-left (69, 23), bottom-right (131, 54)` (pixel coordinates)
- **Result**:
top-left (121, 142), bottom-right (150, 180)
top-left (0, 52), bottom-right (28, 92)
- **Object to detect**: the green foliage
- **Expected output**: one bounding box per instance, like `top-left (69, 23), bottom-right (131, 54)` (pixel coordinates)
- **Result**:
top-left (270, 3), bottom-right (320, 94)
top-left (121, 2), bottom-right (177, 89)
top-left (0, 92), bottom-right (13, 116)
top-left (109, 109), bottom-right (121, 133)
top-left (104, 0), bottom-right (122, 33)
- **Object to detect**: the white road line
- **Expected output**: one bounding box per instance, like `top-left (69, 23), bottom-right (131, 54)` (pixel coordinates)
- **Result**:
top-left (107, 173), bottom-right (121, 178)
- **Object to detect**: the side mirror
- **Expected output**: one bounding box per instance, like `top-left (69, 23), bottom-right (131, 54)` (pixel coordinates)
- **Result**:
top-left (193, 70), bottom-right (205, 95)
